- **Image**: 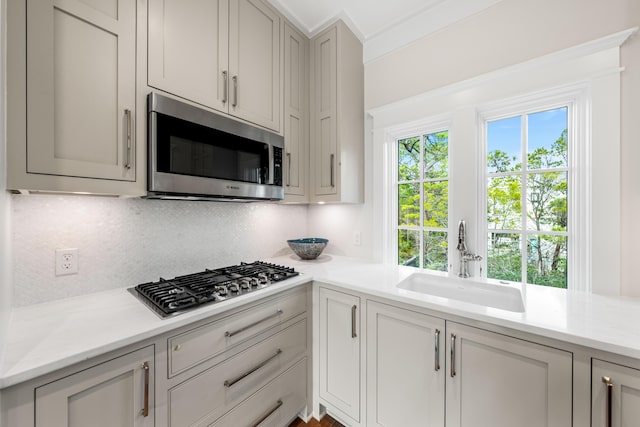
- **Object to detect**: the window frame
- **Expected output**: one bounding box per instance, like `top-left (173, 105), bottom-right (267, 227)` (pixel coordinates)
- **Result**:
top-left (388, 117), bottom-right (452, 272)
top-left (477, 84), bottom-right (591, 291)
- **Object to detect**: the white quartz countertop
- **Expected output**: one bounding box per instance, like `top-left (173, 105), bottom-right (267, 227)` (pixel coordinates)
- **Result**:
top-left (2, 254), bottom-right (640, 389)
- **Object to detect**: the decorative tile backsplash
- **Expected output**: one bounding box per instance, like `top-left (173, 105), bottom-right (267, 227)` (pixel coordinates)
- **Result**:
top-left (11, 194), bottom-right (308, 306)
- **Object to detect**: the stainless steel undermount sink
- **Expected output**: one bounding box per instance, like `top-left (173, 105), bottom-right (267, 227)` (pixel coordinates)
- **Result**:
top-left (397, 273), bottom-right (525, 313)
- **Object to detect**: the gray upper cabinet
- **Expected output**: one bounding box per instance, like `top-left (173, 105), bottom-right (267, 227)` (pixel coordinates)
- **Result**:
top-left (148, 0), bottom-right (281, 133)
top-left (310, 21), bottom-right (364, 203)
top-left (147, 0), bottom-right (229, 114)
top-left (283, 22), bottom-right (309, 202)
top-left (229, 0), bottom-right (281, 132)
top-left (7, 0), bottom-right (143, 195)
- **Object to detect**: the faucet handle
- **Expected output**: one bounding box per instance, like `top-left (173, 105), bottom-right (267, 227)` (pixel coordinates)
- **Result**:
top-left (463, 253), bottom-right (482, 262)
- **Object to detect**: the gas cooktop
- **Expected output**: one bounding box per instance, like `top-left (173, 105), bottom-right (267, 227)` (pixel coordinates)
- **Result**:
top-left (130, 261), bottom-right (299, 318)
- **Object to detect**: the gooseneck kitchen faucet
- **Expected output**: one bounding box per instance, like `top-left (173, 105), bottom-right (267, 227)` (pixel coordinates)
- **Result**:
top-left (457, 220), bottom-right (482, 278)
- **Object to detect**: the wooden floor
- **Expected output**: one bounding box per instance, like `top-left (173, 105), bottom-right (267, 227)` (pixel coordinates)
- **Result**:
top-left (288, 415), bottom-right (345, 427)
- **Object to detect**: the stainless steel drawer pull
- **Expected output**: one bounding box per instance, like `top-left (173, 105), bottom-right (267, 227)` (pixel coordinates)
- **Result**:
top-left (125, 109), bottom-right (132, 170)
top-left (602, 376), bottom-right (613, 427)
top-left (450, 333), bottom-right (456, 378)
top-left (222, 70), bottom-right (228, 104)
top-left (286, 152), bottom-right (291, 186)
top-left (141, 361), bottom-right (150, 417)
top-left (351, 305), bottom-right (357, 338)
top-left (224, 349), bottom-right (282, 388)
top-left (232, 75), bottom-right (238, 107)
top-left (251, 399), bottom-right (283, 427)
top-left (224, 309), bottom-right (283, 338)
top-left (434, 329), bottom-right (440, 371)
top-left (330, 153), bottom-right (335, 187)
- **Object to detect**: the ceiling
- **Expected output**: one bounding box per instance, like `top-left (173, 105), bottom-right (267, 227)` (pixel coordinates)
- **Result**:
top-left (268, 0), bottom-right (442, 41)
top-left (268, 0), bottom-right (503, 62)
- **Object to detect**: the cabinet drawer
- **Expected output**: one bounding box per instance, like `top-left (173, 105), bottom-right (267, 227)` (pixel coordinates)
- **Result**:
top-left (169, 289), bottom-right (306, 376)
top-left (169, 319), bottom-right (307, 427)
top-left (208, 357), bottom-right (307, 427)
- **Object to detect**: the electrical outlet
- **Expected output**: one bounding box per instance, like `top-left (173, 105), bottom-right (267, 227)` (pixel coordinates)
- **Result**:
top-left (353, 231), bottom-right (362, 246)
top-left (55, 248), bottom-right (79, 276)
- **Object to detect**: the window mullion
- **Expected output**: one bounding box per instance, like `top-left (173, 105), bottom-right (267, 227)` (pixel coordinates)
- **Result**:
top-left (521, 113), bottom-right (528, 284)
top-left (419, 135), bottom-right (425, 270)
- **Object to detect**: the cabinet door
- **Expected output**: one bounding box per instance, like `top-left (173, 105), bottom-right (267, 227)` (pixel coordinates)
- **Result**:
top-left (229, 0), bottom-right (280, 132)
top-left (26, 0), bottom-right (136, 181)
top-left (319, 287), bottom-right (360, 422)
top-left (148, 0), bottom-right (229, 113)
top-left (446, 322), bottom-right (572, 427)
top-left (311, 26), bottom-right (338, 197)
top-left (367, 301), bottom-right (445, 427)
top-left (283, 23), bottom-right (308, 200)
top-left (35, 346), bottom-right (154, 427)
top-left (592, 359), bottom-right (640, 427)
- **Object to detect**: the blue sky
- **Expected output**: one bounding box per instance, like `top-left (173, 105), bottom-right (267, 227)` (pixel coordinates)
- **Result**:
top-left (487, 107), bottom-right (567, 164)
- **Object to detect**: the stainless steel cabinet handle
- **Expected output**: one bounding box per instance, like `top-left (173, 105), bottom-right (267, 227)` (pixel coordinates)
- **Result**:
top-left (602, 376), bottom-right (613, 427)
top-left (222, 71), bottom-right (228, 104)
top-left (141, 362), bottom-right (149, 417)
top-left (330, 153), bottom-right (335, 187)
top-left (450, 333), bottom-right (456, 378)
top-left (251, 399), bottom-right (283, 427)
top-left (434, 329), bottom-right (440, 371)
top-left (224, 349), bottom-right (282, 388)
top-left (351, 305), bottom-right (357, 338)
top-left (224, 309), bottom-right (283, 338)
top-left (286, 152), bottom-right (291, 186)
top-left (232, 75), bottom-right (238, 107)
top-left (124, 109), bottom-right (132, 170)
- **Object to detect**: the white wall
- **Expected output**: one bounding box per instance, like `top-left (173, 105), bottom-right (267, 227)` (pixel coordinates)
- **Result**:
top-left (10, 195), bottom-right (307, 306)
top-left (619, 34), bottom-right (640, 297)
top-left (361, 0), bottom-right (640, 295)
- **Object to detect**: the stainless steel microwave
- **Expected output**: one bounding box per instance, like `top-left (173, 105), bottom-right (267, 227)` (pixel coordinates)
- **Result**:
top-left (146, 93), bottom-right (284, 201)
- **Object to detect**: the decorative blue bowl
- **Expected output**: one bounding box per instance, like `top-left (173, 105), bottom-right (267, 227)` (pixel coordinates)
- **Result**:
top-left (287, 238), bottom-right (329, 260)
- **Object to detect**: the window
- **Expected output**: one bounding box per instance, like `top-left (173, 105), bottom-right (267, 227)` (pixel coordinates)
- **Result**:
top-left (485, 107), bottom-right (569, 288)
top-left (396, 130), bottom-right (449, 271)
top-left (377, 33), bottom-right (627, 294)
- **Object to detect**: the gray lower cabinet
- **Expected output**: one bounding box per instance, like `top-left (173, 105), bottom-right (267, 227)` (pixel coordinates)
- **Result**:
top-left (366, 301), bottom-right (445, 427)
top-left (592, 359), bottom-right (640, 427)
top-left (318, 287), bottom-right (362, 424)
top-left (445, 322), bottom-right (573, 427)
top-left (35, 345), bottom-right (155, 427)
top-left (321, 290), bottom-right (574, 427)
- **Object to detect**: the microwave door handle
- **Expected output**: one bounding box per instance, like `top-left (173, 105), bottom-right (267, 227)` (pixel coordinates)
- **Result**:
top-left (267, 144), bottom-right (274, 184)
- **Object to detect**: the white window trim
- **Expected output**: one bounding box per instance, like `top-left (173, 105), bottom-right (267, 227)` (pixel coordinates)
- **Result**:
top-left (477, 83), bottom-right (591, 291)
